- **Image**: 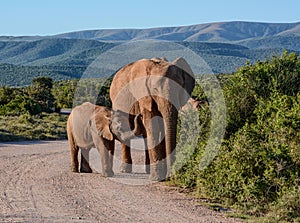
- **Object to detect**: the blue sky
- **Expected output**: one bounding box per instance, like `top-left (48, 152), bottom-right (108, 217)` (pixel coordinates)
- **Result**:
top-left (1, 0), bottom-right (300, 36)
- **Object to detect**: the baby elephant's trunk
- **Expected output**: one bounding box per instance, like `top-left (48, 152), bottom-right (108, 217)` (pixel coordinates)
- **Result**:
top-left (113, 113), bottom-right (142, 142)
top-left (125, 113), bottom-right (142, 140)
top-left (132, 113), bottom-right (142, 136)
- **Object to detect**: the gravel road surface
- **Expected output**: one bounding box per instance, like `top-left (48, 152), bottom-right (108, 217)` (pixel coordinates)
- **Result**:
top-left (0, 140), bottom-right (243, 222)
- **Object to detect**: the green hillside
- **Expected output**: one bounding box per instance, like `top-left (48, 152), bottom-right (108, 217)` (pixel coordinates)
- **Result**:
top-left (0, 39), bottom-right (296, 86)
top-left (0, 63), bottom-right (85, 86)
top-left (0, 38), bottom-right (115, 66)
top-left (238, 35), bottom-right (300, 51)
top-left (178, 42), bottom-right (288, 73)
top-left (0, 39), bottom-right (116, 86)
top-left (0, 24), bottom-right (300, 86)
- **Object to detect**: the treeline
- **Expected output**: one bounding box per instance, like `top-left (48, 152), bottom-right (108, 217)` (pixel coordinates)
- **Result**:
top-left (0, 64), bottom-right (86, 86)
top-left (0, 77), bottom-right (68, 141)
top-left (0, 76), bottom-right (111, 141)
top-left (0, 77), bottom-right (56, 115)
top-left (0, 76), bottom-right (112, 116)
top-left (173, 51), bottom-right (300, 222)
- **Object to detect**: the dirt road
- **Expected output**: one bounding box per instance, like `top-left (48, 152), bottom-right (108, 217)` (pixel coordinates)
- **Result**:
top-left (0, 140), bottom-right (242, 223)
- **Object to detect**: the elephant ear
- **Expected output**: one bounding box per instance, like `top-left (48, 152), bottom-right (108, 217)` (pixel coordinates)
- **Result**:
top-left (100, 125), bottom-right (114, 141)
top-left (173, 57), bottom-right (195, 95)
top-left (92, 110), bottom-right (114, 141)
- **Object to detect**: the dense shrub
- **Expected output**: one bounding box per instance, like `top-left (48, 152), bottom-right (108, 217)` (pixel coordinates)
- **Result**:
top-left (222, 50), bottom-right (300, 136)
top-left (0, 86), bottom-right (14, 104)
top-left (235, 50), bottom-right (300, 98)
top-left (173, 105), bottom-right (211, 188)
top-left (221, 73), bottom-right (257, 136)
top-left (265, 186), bottom-right (300, 222)
top-left (171, 51), bottom-right (300, 220)
top-left (54, 78), bottom-right (112, 109)
top-left (53, 79), bottom-right (78, 109)
top-left (197, 93), bottom-right (300, 213)
top-left (0, 94), bottom-right (42, 115)
top-left (28, 77), bottom-right (56, 112)
top-left (0, 77), bottom-right (113, 141)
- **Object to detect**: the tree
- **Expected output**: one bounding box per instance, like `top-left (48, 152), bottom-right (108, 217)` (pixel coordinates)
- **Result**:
top-left (52, 80), bottom-right (78, 109)
top-left (28, 77), bottom-right (55, 112)
top-left (0, 86), bottom-right (14, 105)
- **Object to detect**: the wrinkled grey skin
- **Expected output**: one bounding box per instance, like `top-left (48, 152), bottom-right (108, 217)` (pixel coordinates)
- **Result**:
top-left (67, 102), bottom-right (142, 177)
top-left (110, 110), bottom-right (143, 143)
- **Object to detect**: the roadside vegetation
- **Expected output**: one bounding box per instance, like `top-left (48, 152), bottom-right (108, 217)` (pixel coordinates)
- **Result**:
top-left (173, 51), bottom-right (300, 222)
top-left (0, 76), bottom-right (111, 141)
top-left (0, 51), bottom-right (299, 222)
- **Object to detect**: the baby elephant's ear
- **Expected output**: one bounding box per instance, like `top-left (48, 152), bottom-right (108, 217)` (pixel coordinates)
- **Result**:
top-left (94, 113), bottom-right (114, 141)
top-left (100, 125), bottom-right (114, 141)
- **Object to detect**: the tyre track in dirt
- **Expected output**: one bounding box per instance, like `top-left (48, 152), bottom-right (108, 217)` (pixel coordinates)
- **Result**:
top-left (0, 140), bottom-right (243, 223)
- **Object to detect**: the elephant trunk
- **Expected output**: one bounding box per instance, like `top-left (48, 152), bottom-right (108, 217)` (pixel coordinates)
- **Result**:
top-left (122, 113), bottom-right (142, 141)
top-left (164, 106), bottom-right (178, 178)
top-left (132, 113), bottom-right (142, 136)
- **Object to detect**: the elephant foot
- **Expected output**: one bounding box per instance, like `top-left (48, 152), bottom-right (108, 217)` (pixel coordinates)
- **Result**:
top-left (80, 165), bottom-right (93, 173)
top-left (71, 165), bottom-right (79, 173)
top-left (165, 170), bottom-right (172, 180)
top-left (149, 171), bottom-right (167, 182)
top-left (120, 163), bottom-right (132, 173)
top-left (149, 161), bottom-right (166, 181)
top-left (102, 170), bottom-right (114, 177)
top-left (149, 173), bottom-right (164, 181)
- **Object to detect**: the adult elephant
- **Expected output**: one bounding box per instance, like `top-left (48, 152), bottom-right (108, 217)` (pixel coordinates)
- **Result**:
top-left (110, 57), bottom-right (195, 181)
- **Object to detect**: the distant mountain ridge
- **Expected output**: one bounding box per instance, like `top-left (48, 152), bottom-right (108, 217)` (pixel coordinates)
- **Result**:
top-left (0, 38), bottom-right (115, 66)
top-left (0, 21), bottom-right (300, 86)
top-left (49, 21), bottom-right (300, 42)
top-left (1, 21), bottom-right (300, 43)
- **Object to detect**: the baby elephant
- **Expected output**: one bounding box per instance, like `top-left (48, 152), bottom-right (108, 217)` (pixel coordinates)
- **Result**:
top-left (67, 102), bottom-right (142, 177)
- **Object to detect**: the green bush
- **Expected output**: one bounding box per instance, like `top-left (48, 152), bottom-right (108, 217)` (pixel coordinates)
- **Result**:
top-left (171, 51), bottom-right (300, 221)
top-left (53, 79), bottom-right (78, 109)
top-left (221, 50), bottom-right (300, 137)
top-left (197, 93), bottom-right (300, 213)
top-left (28, 77), bottom-right (55, 112)
top-left (0, 77), bottom-right (112, 141)
top-left (0, 86), bottom-right (14, 104)
top-left (0, 95), bottom-right (42, 115)
top-left (221, 73), bottom-right (257, 136)
top-left (266, 186), bottom-right (300, 222)
top-left (235, 50), bottom-right (300, 99)
top-left (0, 77), bottom-right (54, 115)
top-left (172, 102), bottom-right (211, 188)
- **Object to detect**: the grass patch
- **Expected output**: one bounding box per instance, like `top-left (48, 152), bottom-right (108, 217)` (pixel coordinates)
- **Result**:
top-left (0, 112), bottom-right (68, 141)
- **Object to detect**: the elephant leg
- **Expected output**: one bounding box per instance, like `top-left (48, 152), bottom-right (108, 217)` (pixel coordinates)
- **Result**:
top-left (143, 137), bottom-right (150, 174)
top-left (98, 140), bottom-right (114, 177)
top-left (104, 140), bottom-right (115, 177)
top-left (108, 141), bottom-right (115, 174)
top-left (80, 149), bottom-right (93, 173)
top-left (143, 110), bottom-right (166, 181)
top-left (120, 142), bottom-right (132, 173)
top-left (157, 101), bottom-right (178, 179)
top-left (148, 139), bottom-right (166, 181)
top-left (68, 132), bottom-right (79, 172)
